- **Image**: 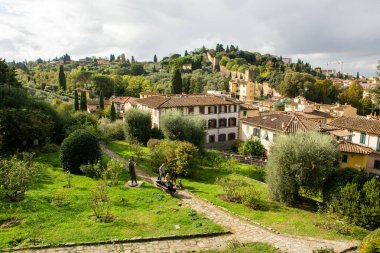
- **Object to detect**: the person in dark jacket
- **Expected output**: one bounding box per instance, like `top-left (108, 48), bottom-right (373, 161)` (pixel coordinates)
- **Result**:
top-left (128, 156), bottom-right (137, 186)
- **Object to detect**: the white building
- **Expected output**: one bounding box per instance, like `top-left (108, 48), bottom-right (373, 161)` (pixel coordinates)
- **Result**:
top-left (110, 96), bottom-right (137, 117)
top-left (127, 95), bottom-right (240, 149)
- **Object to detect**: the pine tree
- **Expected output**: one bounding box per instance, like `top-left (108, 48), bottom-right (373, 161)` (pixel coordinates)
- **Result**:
top-left (153, 54), bottom-right (157, 63)
top-left (58, 65), bottom-right (66, 90)
top-left (171, 68), bottom-right (182, 94)
top-left (99, 91), bottom-right (104, 110)
top-left (110, 102), bottom-right (116, 121)
top-left (74, 90), bottom-right (79, 111)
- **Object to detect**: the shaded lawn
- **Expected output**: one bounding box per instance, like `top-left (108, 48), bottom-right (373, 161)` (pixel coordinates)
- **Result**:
top-left (107, 141), bottom-right (368, 241)
top-left (0, 152), bottom-right (223, 248)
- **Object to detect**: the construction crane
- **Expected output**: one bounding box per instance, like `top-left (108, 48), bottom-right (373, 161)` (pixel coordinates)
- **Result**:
top-left (326, 60), bottom-right (344, 74)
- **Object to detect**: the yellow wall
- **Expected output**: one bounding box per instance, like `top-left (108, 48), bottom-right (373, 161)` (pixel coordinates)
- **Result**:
top-left (340, 152), bottom-right (368, 170)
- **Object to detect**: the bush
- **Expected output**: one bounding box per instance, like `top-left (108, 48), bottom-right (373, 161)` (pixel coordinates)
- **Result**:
top-left (238, 138), bottom-right (265, 157)
top-left (332, 178), bottom-right (380, 229)
top-left (104, 159), bottom-right (124, 186)
top-left (124, 108), bottom-right (151, 145)
top-left (98, 118), bottom-right (124, 142)
top-left (359, 228), bottom-right (380, 253)
top-left (0, 153), bottom-right (36, 201)
top-left (151, 127), bottom-right (164, 139)
top-left (160, 109), bottom-right (206, 148)
top-left (89, 182), bottom-right (113, 222)
top-left (151, 139), bottom-right (199, 176)
top-left (215, 177), bottom-right (247, 202)
top-left (80, 160), bottom-right (106, 178)
top-left (40, 143), bottom-right (60, 153)
top-left (266, 132), bottom-right (340, 204)
top-left (59, 129), bottom-right (101, 174)
top-left (312, 248), bottom-right (336, 253)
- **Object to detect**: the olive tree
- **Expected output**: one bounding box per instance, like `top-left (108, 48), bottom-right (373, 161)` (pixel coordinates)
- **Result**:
top-left (124, 108), bottom-right (151, 145)
top-left (266, 131), bottom-right (340, 204)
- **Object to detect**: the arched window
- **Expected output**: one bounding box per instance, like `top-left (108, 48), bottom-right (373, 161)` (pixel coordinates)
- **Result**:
top-left (218, 134), bottom-right (226, 142)
top-left (228, 117), bottom-right (237, 127)
top-left (228, 133), bottom-right (236, 141)
top-left (219, 118), bottom-right (227, 128)
top-left (208, 119), bottom-right (217, 129)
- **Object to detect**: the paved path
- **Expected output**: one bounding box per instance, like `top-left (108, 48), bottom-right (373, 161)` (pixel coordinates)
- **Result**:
top-left (21, 147), bottom-right (358, 253)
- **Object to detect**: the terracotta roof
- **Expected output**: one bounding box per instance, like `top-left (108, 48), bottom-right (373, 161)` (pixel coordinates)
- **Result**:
top-left (240, 104), bottom-right (258, 110)
top-left (328, 129), bottom-right (354, 137)
top-left (295, 111), bottom-right (335, 119)
top-left (87, 99), bottom-right (110, 106)
top-left (133, 95), bottom-right (237, 109)
top-left (328, 116), bottom-right (380, 135)
top-left (110, 96), bottom-right (133, 104)
top-left (338, 141), bottom-right (373, 155)
top-left (242, 113), bottom-right (321, 133)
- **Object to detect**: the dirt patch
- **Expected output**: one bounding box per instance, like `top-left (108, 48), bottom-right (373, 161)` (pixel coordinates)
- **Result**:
top-left (218, 194), bottom-right (241, 204)
top-left (0, 217), bottom-right (22, 228)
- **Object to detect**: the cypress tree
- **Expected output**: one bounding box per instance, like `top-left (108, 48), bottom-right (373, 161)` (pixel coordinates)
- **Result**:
top-left (83, 91), bottom-right (87, 111)
top-left (357, 72), bottom-right (360, 79)
top-left (99, 91), bottom-right (104, 110)
top-left (153, 54), bottom-right (157, 63)
top-left (131, 56), bottom-right (135, 63)
top-left (171, 68), bottom-right (182, 94)
top-left (80, 91), bottom-right (84, 111)
top-left (74, 90), bottom-right (79, 111)
top-left (110, 102), bottom-right (117, 121)
top-left (58, 65), bottom-right (66, 90)
top-left (184, 50), bottom-right (189, 56)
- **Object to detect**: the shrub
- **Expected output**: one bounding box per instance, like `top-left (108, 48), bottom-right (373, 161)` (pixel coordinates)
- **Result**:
top-left (59, 129), bottom-right (101, 174)
top-left (215, 177), bottom-right (247, 203)
top-left (104, 159), bottom-right (124, 186)
top-left (151, 127), bottom-right (164, 139)
top-left (124, 108), bottom-right (151, 145)
top-left (238, 138), bottom-right (265, 157)
top-left (151, 139), bottom-right (199, 176)
top-left (80, 160), bottom-right (106, 178)
top-left (89, 182), bottom-right (113, 222)
top-left (40, 143), bottom-right (60, 153)
top-left (239, 186), bottom-right (261, 209)
top-left (0, 154), bottom-right (36, 201)
top-left (160, 109), bottom-right (206, 148)
top-left (50, 189), bottom-right (70, 207)
top-left (266, 132), bottom-right (340, 204)
top-left (359, 228), bottom-right (380, 253)
top-left (98, 118), bottom-right (124, 142)
top-left (332, 178), bottom-right (380, 229)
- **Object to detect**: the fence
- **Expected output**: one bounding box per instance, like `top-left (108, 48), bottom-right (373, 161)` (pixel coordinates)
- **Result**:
top-left (220, 152), bottom-right (267, 166)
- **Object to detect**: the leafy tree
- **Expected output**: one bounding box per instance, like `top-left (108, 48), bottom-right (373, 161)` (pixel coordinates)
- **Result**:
top-left (60, 129), bottom-right (101, 174)
top-left (171, 68), bottom-right (182, 94)
top-left (277, 71), bottom-right (316, 98)
top-left (58, 65), bottom-right (66, 90)
top-left (151, 139), bottom-right (199, 176)
top-left (99, 91), bottom-right (104, 110)
top-left (124, 108), bottom-right (151, 144)
top-left (74, 90), bottom-right (79, 111)
top-left (0, 153), bottom-right (36, 201)
top-left (238, 138), bottom-right (265, 157)
top-left (110, 54), bottom-right (115, 62)
top-left (160, 109), bottom-right (206, 148)
top-left (71, 68), bottom-right (92, 88)
top-left (0, 58), bottom-right (20, 87)
top-left (153, 54), bottom-right (157, 63)
top-left (110, 102), bottom-right (117, 122)
top-left (130, 63), bottom-right (145, 76)
top-left (266, 131), bottom-right (340, 204)
top-left (92, 74), bottom-right (115, 98)
top-left (339, 81), bottom-right (363, 108)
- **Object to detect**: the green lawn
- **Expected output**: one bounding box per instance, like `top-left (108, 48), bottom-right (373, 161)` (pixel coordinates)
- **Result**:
top-left (203, 241), bottom-right (279, 253)
top-left (0, 152), bottom-right (223, 249)
top-left (107, 141), bottom-right (368, 241)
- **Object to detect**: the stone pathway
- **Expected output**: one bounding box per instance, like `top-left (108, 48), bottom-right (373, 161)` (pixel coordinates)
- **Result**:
top-left (20, 147), bottom-right (358, 253)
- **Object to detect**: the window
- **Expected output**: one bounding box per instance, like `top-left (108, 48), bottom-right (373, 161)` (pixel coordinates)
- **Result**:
top-left (208, 119), bottom-right (217, 129)
top-left (228, 133), bottom-right (236, 141)
top-left (209, 135), bottom-right (215, 143)
top-left (348, 130), bottom-right (353, 141)
top-left (374, 160), bottom-right (380, 170)
top-left (377, 137), bottom-right (380, 152)
top-left (218, 134), bottom-right (226, 142)
top-left (228, 118), bottom-right (237, 127)
top-left (360, 132), bottom-right (366, 144)
top-left (219, 106), bottom-right (227, 113)
top-left (253, 128), bottom-right (261, 137)
top-left (245, 125), bottom-right (249, 133)
top-left (243, 110), bottom-right (247, 117)
top-left (341, 154), bottom-right (348, 163)
top-left (188, 107), bottom-right (194, 115)
top-left (219, 118), bottom-right (227, 128)
top-left (199, 106), bottom-right (205, 114)
top-left (262, 131), bottom-right (269, 141)
top-left (208, 106), bottom-right (215, 114)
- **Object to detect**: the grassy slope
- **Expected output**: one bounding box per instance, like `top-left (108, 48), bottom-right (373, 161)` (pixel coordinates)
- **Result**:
top-left (107, 141), bottom-right (368, 241)
top-left (0, 152), bottom-right (222, 248)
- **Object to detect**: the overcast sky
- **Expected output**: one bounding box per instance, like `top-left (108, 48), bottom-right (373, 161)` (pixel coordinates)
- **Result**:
top-left (0, 0), bottom-right (379, 76)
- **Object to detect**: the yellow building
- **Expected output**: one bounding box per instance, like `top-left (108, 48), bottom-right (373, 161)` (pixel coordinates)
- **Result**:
top-left (338, 141), bottom-right (373, 170)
